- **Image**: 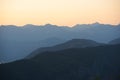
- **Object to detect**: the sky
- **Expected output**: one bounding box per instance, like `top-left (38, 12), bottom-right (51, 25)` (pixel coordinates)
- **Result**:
top-left (0, 0), bottom-right (120, 26)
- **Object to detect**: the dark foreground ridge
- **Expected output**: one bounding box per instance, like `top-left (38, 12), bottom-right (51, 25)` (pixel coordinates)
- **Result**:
top-left (27, 39), bottom-right (104, 59)
top-left (0, 44), bottom-right (120, 80)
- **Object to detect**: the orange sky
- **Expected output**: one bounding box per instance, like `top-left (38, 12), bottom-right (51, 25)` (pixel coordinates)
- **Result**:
top-left (0, 0), bottom-right (120, 26)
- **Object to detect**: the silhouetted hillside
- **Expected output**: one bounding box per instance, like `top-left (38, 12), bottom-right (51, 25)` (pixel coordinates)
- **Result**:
top-left (0, 44), bottom-right (120, 80)
top-left (27, 39), bottom-right (104, 58)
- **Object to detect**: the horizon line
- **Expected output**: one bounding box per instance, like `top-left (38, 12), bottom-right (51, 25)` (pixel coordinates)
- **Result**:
top-left (0, 22), bottom-right (120, 27)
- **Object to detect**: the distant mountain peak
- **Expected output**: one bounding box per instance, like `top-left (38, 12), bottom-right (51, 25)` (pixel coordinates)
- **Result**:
top-left (73, 24), bottom-right (89, 28)
top-left (63, 39), bottom-right (99, 45)
top-left (26, 39), bottom-right (104, 59)
top-left (23, 24), bottom-right (38, 27)
top-left (44, 24), bottom-right (57, 27)
top-left (91, 22), bottom-right (101, 26)
top-left (73, 22), bottom-right (102, 28)
top-left (93, 22), bottom-right (100, 24)
top-left (69, 39), bottom-right (95, 42)
top-left (2, 25), bottom-right (17, 27)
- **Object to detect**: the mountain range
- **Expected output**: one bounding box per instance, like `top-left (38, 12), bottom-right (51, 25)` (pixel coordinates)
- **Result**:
top-left (0, 44), bottom-right (120, 80)
top-left (26, 39), bottom-right (104, 59)
top-left (0, 23), bottom-right (120, 62)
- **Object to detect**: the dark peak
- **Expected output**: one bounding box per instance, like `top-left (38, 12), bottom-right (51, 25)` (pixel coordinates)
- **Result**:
top-left (5, 25), bottom-right (17, 27)
top-left (68, 39), bottom-right (97, 43)
top-left (44, 23), bottom-right (58, 27)
top-left (72, 38), bottom-right (86, 40)
top-left (74, 24), bottom-right (81, 26)
top-left (56, 39), bottom-right (100, 47)
top-left (23, 24), bottom-right (37, 27)
top-left (93, 22), bottom-right (100, 24)
top-left (73, 24), bottom-right (88, 27)
top-left (44, 23), bottom-right (52, 26)
top-left (0, 25), bottom-right (18, 28)
top-left (91, 22), bottom-right (101, 26)
top-left (91, 22), bottom-right (115, 26)
top-left (73, 22), bottom-right (101, 28)
top-left (73, 24), bottom-right (81, 27)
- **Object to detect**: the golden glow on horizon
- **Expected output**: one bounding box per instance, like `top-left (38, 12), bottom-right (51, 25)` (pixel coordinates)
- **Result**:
top-left (0, 0), bottom-right (120, 26)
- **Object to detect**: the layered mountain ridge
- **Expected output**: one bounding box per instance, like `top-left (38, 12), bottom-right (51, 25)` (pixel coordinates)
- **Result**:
top-left (0, 23), bottom-right (120, 62)
top-left (27, 39), bottom-right (104, 59)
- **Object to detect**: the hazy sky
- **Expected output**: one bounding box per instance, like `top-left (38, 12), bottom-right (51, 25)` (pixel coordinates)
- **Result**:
top-left (0, 0), bottom-right (120, 26)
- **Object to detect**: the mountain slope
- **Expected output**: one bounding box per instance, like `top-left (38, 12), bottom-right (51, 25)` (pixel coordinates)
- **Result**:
top-left (26, 39), bottom-right (104, 58)
top-left (0, 44), bottom-right (120, 80)
top-left (109, 38), bottom-right (120, 44)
